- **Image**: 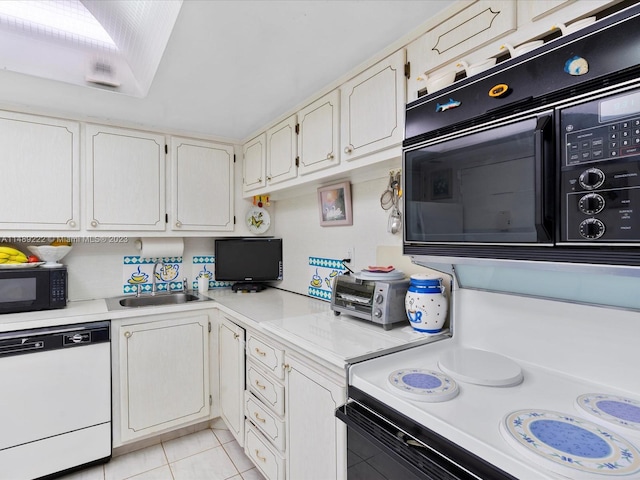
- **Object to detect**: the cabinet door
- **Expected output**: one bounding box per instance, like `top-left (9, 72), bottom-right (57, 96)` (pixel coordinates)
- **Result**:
top-left (0, 111), bottom-right (80, 231)
top-left (340, 49), bottom-right (405, 162)
top-left (243, 133), bottom-right (267, 193)
top-left (170, 137), bottom-right (234, 231)
top-left (86, 124), bottom-right (166, 231)
top-left (286, 356), bottom-right (347, 480)
top-left (219, 316), bottom-right (246, 446)
top-left (406, 1), bottom-right (516, 101)
top-left (120, 314), bottom-right (210, 443)
top-left (266, 115), bottom-right (297, 185)
top-left (298, 90), bottom-right (340, 176)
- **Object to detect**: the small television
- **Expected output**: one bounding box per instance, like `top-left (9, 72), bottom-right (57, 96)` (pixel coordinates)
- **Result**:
top-left (214, 238), bottom-right (283, 292)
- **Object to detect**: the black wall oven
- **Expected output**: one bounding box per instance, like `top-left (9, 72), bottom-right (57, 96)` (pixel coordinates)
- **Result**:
top-left (403, 3), bottom-right (640, 266)
top-left (336, 387), bottom-right (516, 480)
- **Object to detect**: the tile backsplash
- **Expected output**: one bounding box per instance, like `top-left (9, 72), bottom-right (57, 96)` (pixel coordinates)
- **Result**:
top-left (122, 256), bottom-right (184, 294)
top-left (122, 254), bottom-right (233, 294)
top-left (308, 256), bottom-right (346, 301)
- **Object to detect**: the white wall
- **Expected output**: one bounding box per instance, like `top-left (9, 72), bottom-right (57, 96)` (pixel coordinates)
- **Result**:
top-left (272, 167), bottom-right (407, 295)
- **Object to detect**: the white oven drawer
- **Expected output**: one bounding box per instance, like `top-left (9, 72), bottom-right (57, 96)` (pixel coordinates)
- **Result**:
top-left (247, 362), bottom-right (285, 416)
top-left (245, 422), bottom-right (285, 480)
top-left (245, 391), bottom-right (285, 451)
top-left (247, 334), bottom-right (284, 379)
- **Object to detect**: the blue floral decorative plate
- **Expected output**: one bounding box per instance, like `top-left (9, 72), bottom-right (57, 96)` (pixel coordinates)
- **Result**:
top-left (387, 368), bottom-right (459, 402)
top-left (501, 409), bottom-right (640, 477)
top-left (577, 394), bottom-right (640, 434)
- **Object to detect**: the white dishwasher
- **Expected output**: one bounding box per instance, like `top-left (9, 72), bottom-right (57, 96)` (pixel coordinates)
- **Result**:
top-left (0, 321), bottom-right (111, 480)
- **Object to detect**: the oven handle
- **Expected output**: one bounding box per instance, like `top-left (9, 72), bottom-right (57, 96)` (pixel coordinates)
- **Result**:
top-left (336, 401), bottom-right (481, 480)
top-left (534, 114), bottom-right (553, 242)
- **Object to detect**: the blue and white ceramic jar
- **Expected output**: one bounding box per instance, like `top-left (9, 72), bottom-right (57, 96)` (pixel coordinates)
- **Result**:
top-left (405, 274), bottom-right (448, 333)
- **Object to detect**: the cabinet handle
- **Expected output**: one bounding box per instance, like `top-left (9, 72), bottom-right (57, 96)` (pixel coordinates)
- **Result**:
top-left (175, 221), bottom-right (182, 228)
top-left (283, 363), bottom-right (292, 373)
top-left (68, 220), bottom-right (76, 228)
top-left (233, 333), bottom-right (240, 339)
top-left (254, 380), bottom-right (266, 390)
top-left (344, 145), bottom-right (353, 154)
top-left (254, 412), bottom-right (266, 423)
top-left (255, 449), bottom-right (267, 462)
top-left (124, 331), bottom-right (132, 338)
top-left (327, 152), bottom-right (334, 160)
top-left (254, 347), bottom-right (267, 357)
top-left (267, 176), bottom-right (272, 181)
top-left (90, 220), bottom-right (98, 227)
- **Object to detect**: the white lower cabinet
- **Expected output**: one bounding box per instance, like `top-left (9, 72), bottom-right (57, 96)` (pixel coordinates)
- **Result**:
top-left (115, 312), bottom-right (211, 445)
top-left (246, 422), bottom-right (286, 480)
top-left (219, 314), bottom-right (246, 446)
top-left (237, 331), bottom-right (347, 480)
top-left (285, 355), bottom-right (347, 480)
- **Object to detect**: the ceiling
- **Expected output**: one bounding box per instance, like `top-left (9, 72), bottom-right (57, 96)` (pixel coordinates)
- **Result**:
top-left (0, 0), bottom-right (455, 141)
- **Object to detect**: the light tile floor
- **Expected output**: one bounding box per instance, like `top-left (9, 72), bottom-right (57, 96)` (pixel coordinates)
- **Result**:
top-left (59, 427), bottom-right (265, 480)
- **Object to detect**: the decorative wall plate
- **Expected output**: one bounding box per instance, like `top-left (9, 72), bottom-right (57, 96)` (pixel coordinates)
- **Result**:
top-left (387, 368), bottom-right (459, 402)
top-left (501, 409), bottom-right (640, 477)
top-left (576, 394), bottom-right (640, 433)
top-left (246, 206), bottom-right (270, 234)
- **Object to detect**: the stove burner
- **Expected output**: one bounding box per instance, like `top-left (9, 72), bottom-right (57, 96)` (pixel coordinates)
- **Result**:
top-left (501, 409), bottom-right (640, 477)
top-left (577, 394), bottom-right (640, 435)
top-left (387, 368), bottom-right (459, 402)
top-left (437, 347), bottom-right (523, 387)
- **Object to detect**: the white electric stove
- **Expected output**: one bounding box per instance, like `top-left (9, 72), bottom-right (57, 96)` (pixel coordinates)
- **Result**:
top-left (342, 288), bottom-right (640, 480)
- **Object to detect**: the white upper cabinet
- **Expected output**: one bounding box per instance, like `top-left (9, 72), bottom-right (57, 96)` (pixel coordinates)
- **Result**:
top-left (170, 137), bottom-right (234, 231)
top-left (407, 1), bottom-right (516, 101)
top-left (85, 124), bottom-right (166, 231)
top-left (266, 115), bottom-right (298, 186)
top-left (0, 111), bottom-right (80, 231)
top-left (298, 90), bottom-right (340, 176)
top-left (340, 49), bottom-right (406, 162)
top-left (243, 133), bottom-right (267, 194)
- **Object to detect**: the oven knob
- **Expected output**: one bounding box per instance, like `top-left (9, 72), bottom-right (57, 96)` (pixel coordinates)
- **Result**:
top-left (579, 218), bottom-right (605, 239)
top-left (578, 193), bottom-right (605, 215)
top-left (578, 168), bottom-right (605, 190)
top-left (373, 308), bottom-right (382, 318)
top-left (374, 293), bottom-right (384, 304)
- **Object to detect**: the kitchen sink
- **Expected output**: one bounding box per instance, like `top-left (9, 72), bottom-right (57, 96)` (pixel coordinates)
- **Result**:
top-left (106, 292), bottom-right (213, 311)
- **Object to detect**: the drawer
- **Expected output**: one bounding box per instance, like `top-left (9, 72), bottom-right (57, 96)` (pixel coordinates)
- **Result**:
top-left (245, 422), bottom-right (285, 480)
top-left (245, 391), bottom-right (286, 452)
top-left (247, 334), bottom-right (285, 379)
top-left (247, 363), bottom-right (285, 416)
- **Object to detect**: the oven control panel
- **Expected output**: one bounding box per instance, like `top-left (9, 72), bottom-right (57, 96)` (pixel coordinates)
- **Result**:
top-left (560, 88), bottom-right (640, 243)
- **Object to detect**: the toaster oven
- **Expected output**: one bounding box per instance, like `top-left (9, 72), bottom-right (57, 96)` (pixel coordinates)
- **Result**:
top-left (331, 275), bottom-right (409, 330)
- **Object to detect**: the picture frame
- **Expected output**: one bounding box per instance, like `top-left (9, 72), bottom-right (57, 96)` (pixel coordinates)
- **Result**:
top-left (317, 181), bottom-right (353, 226)
top-left (430, 168), bottom-right (452, 200)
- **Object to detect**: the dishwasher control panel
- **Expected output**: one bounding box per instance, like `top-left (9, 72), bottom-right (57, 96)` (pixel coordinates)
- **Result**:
top-left (0, 321), bottom-right (110, 357)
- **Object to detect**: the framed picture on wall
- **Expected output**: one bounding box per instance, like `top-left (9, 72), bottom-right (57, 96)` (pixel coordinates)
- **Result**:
top-left (317, 181), bottom-right (353, 226)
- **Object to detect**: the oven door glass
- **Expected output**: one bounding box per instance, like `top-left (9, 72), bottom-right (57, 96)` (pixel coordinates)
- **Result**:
top-left (404, 115), bottom-right (553, 245)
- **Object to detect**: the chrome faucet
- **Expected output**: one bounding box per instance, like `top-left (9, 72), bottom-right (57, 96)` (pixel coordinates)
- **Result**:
top-left (151, 262), bottom-right (164, 295)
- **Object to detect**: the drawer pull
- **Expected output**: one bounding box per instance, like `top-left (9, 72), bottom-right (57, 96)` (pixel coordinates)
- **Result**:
top-left (255, 380), bottom-right (266, 390)
top-left (233, 333), bottom-right (240, 339)
top-left (254, 412), bottom-right (266, 423)
top-left (254, 347), bottom-right (267, 357)
top-left (255, 449), bottom-right (267, 462)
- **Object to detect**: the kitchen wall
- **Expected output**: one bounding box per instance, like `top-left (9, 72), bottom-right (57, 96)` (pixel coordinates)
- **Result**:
top-left (271, 165), bottom-right (413, 296)
top-left (14, 160), bottom-right (412, 302)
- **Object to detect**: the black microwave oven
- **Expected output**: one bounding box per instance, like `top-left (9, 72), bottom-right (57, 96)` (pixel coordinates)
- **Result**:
top-left (403, 3), bottom-right (640, 266)
top-left (0, 267), bottom-right (67, 314)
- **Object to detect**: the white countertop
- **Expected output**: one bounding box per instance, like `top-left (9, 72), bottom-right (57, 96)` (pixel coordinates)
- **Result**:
top-left (0, 287), bottom-right (436, 367)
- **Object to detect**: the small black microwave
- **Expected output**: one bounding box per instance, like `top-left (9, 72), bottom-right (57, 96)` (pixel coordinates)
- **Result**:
top-left (0, 266), bottom-right (67, 314)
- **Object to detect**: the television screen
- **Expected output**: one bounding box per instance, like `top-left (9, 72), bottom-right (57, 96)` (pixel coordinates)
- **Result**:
top-left (214, 238), bottom-right (283, 290)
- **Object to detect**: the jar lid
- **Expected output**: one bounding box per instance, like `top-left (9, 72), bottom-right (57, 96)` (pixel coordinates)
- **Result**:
top-left (410, 274), bottom-right (442, 284)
